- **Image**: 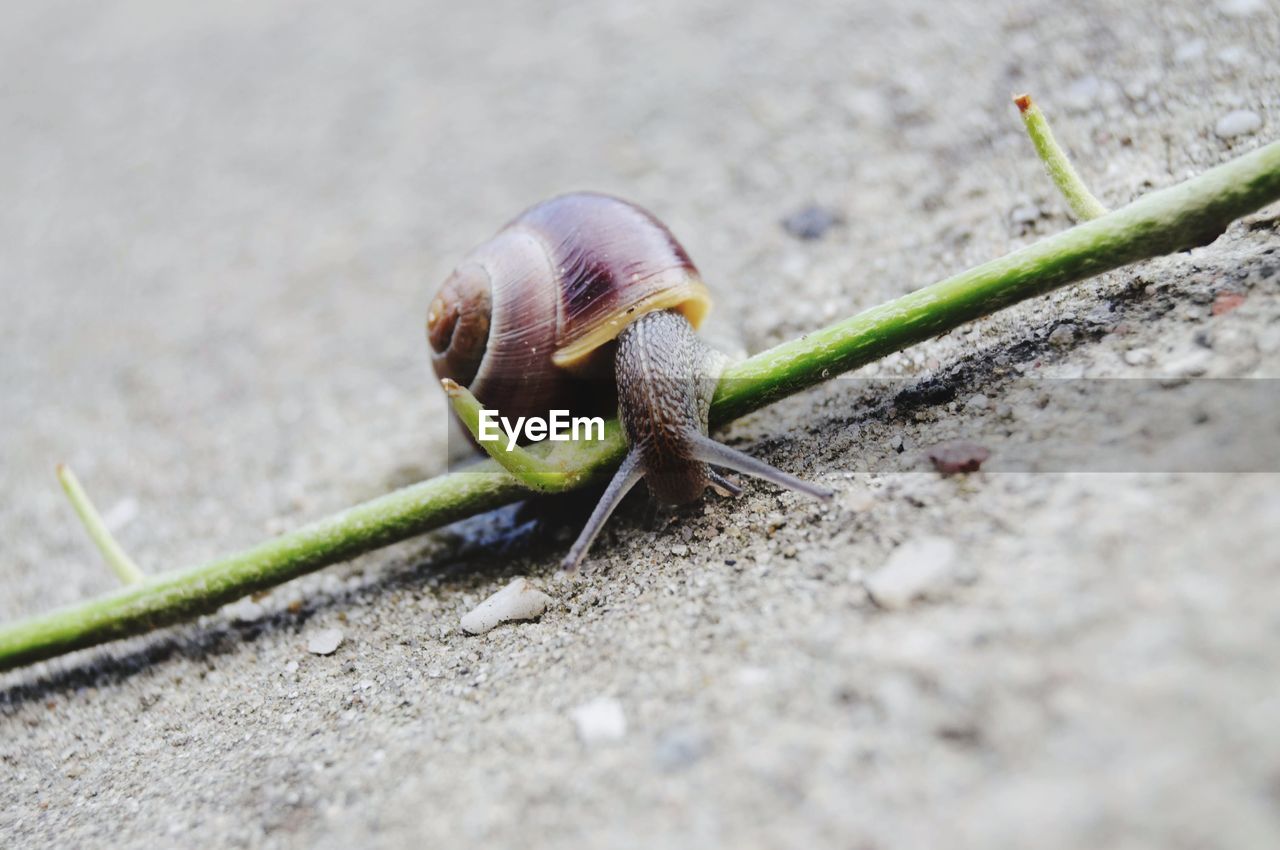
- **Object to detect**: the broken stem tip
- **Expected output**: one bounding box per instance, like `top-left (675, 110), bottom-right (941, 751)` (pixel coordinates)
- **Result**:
top-left (55, 464), bottom-right (145, 585)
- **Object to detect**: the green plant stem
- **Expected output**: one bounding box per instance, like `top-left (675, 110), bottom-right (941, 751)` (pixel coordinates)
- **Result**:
top-left (55, 465), bottom-right (146, 585)
top-left (2, 138), bottom-right (1278, 673)
top-left (2, 464), bottom-right (543, 672)
top-left (441, 378), bottom-right (618, 492)
top-left (712, 138), bottom-right (1278, 423)
top-left (1014, 93), bottom-right (1109, 221)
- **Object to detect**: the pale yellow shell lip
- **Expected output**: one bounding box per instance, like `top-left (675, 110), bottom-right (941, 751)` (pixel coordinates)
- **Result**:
top-left (550, 280), bottom-right (713, 369)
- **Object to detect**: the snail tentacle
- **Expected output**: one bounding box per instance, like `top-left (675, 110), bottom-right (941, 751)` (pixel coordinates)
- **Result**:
top-left (707, 470), bottom-right (743, 498)
top-left (562, 448), bottom-right (644, 573)
top-left (685, 432), bottom-right (834, 502)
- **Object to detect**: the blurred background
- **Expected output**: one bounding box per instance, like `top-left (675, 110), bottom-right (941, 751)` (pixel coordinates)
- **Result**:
top-left (2, 1), bottom-right (1278, 848)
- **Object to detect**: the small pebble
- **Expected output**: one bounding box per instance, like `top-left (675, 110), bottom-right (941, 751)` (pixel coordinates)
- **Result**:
top-left (1048, 324), bottom-right (1076, 347)
top-left (926, 441), bottom-right (991, 474)
top-left (460, 578), bottom-right (552, 635)
top-left (1165, 350), bottom-right (1212, 379)
top-left (780, 204), bottom-right (844, 240)
top-left (306, 628), bottom-right (344, 656)
top-left (964, 393), bottom-right (990, 412)
top-left (1009, 204), bottom-right (1041, 226)
top-left (1124, 347), bottom-right (1154, 367)
top-left (1214, 109), bottom-right (1262, 140)
top-left (1173, 39), bottom-right (1206, 63)
top-left (103, 498), bottom-right (140, 531)
top-left (1217, 0), bottom-right (1265, 16)
top-left (1124, 79), bottom-right (1149, 101)
top-left (224, 599), bottom-right (266, 623)
top-left (1216, 46), bottom-right (1247, 67)
top-left (571, 697), bottom-right (627, 745)
top-left (1084, 304), bottom-right (1115, 327)
top-left (864, 536), bottom-right (958, 609)
top-left (1211, 291), bottom-right (1246, 316)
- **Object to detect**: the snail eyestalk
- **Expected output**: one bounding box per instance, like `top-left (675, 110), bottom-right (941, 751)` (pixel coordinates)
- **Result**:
top-left (1014, 93), bottom-right (1109, 221)
top-left (441, 378), bottom-right (593, 493)
top-left (561, 450), bottom-right (644, 573)
top-left (686, 433), bottom-right (833, 502)
top-left (55, 465), bottom-right (146, 586)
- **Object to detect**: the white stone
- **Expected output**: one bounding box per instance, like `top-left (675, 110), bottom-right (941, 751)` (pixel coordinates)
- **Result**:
top-left (306, 628), bottom-right (344, 656)
top-left (1214, 109), bottom-right (1262, 140)
top-left (1217, 0), bottom-right (1265, 17)
top-left (1165, 350), bottom-right (1212, 379)
top-left (1010, 204), bottom-right (1040, 225)
top-left (865, 536), bottom-right (958, 609)
top-left (103, 497), bottom-right (140, 531)
top-left (734, 666), bottom-right (771, 688)
top-left (1124, 347), bottom-right (1154, 367)
top-left (1173, 39), bottom-right (1206, 63)
top-left (1048, 325), bottom-right (1076, 347)
top-left (225, 599), bottom-right (266, 622)
top-left (1216, 46), bottom-right (1247, 67)
top-left (571, 697), bottom-right (627, 745)
top-left (460, 578), bottom-right (552, 635)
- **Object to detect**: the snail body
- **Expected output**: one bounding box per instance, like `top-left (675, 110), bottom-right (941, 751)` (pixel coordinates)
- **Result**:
top-left (428, 193), bottom-right (831, 571)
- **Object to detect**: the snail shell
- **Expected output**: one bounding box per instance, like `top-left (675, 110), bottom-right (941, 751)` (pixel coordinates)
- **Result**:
top-left (428, 192), bottom-right (832, 572)
top-left (427, 193), bottom-right (713, 419)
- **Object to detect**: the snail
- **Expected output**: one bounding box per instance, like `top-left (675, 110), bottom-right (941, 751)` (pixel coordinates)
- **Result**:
top-left (427, 193), bottom-right (832, 571)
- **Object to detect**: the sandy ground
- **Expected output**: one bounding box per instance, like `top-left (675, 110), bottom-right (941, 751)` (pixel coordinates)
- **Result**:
top-left (2, 1), bottom-right (1279, 848)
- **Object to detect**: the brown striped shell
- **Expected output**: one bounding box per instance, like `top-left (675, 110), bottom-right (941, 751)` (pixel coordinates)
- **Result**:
top-left (427, 193), bottom-right (712, 419)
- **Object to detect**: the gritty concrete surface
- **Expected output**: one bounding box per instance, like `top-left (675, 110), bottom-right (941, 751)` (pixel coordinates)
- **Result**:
top-left (2, 1), bottom-right (1279, 848)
